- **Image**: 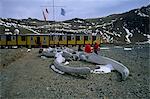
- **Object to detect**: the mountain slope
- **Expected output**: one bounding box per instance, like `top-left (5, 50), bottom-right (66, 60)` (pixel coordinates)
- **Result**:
top-left (85, 5), bottom-right (150, 43)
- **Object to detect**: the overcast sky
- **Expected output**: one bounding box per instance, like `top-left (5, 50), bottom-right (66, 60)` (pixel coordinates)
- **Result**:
top-left (0, 0), bottom-right (149, 21)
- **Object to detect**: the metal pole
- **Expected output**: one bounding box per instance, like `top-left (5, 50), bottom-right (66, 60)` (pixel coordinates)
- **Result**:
top-left (52, 0), bottom-right (56, 45)
top-left (53, 0), bottom-right (55, 21)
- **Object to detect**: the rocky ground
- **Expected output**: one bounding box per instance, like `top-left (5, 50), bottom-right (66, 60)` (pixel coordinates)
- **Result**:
top-left (0, 44), bottom-right (149, 99)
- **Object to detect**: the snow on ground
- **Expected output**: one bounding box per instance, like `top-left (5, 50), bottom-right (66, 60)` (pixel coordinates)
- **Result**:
top-left (114, 46), bottom-right (123, 49)
top-left (143, 34), bottom-right (150, 44)
top-left (100, 47), bottom-right (110, 50)
top-left (113, 31), bottom-right (121, 37)
top-left (2, 21), bottom-right (39, 34)
top-left (74, 20), bottom-right (83, 23)
top-left (135, 10), bottom-right (149, 17)
top-left (123, 27), bottom-right (133, 43)
top-left (124, 47), bottom-right (132, 51)
top-left (103, 33), bottom-right (111, 42)
top-left (119, 17), bottom-right (123, 20)
top-left (137, 12), bottom-right (149, 17)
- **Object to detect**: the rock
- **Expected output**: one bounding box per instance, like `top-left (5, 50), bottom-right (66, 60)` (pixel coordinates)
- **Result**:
top-left (40, 77), bottom-right (43, 79)
top-left (16, 92), bottom-right (21, 96)
top-left (41, 56), bottom-right (47, 59)
top-left (129, 74), bottom-right (132, 77)
top-left (90, 88), bottom-right (94, 91)
top-left (27, 49), bottom-right (31, 52)
top-left (46, 87), bottom-right (50, 90)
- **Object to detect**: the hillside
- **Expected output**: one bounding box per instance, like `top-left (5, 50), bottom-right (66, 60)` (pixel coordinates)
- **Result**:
top-left (0, 5), bottom-right (149, 43)
top-left (86, 5), bottom-right (150, 43)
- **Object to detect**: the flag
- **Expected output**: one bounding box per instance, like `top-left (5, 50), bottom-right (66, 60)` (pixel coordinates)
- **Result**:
top-left (61, 8), bottom-right (65, 16)
top-left (46, 8), bottom-right (49, 14)
top-left (42, 10), bottom-right (46, 21)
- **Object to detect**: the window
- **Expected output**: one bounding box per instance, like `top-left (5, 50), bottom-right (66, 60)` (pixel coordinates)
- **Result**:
top-left (31, 36), bottom-right (33, 40)
top-left (44, 36), bottom-right (46, 40)
top-left (67, 36), bottom-right (71, 40)
top-left (88, 36), bottom-right (91, 40)
top-left (12, 36), bottom-right (15, 40)
top-left (84, 36), bottom-right (88, 41)
top-left (71, 36), bottom-right (74, 40)
top-left (76, 36), bottom-right (80, 41)
top-left (0, 36), bottom-right (5, 41)
top-left (21, 36), bottom-right (26, 41)
top-left (6, 35), bottom-right (11, 41)
top-left (54, 36), bottom-right (57, 40)
top-left (92, 36), bottom-right (96, 41)
top-left (50, 36), bottom-right (53, 41)
top-left (63, 36), bottom-right (66, 40)
top-left (59, 35), bottom-right (62, 41)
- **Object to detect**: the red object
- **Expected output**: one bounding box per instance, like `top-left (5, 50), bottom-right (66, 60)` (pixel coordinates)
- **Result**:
top-left (85, 44), bottom-right (92, 53)
top-left (40, 41), bottom-right (42, 48)
top-left (94, 42), bottom-right (99, 49)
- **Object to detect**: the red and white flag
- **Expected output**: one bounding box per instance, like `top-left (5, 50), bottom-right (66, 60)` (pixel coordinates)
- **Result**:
top-left (42, 10), bottom-right (46, 21)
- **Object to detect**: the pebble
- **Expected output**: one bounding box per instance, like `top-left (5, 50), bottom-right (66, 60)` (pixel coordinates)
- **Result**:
top-left (24, 75), bottom-right (27, 77)
top-left (46, 87), bottom-right (50, 90)
top-left (90, 88), bottom-right (94, 91)
top-left (16, 92), bottom-right (21, 96)
top-left (40, 77), bottom-right (43, 79)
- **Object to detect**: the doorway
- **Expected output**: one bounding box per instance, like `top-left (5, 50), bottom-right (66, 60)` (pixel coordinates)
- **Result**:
top-left (36, 37), bottom-right (40, 45)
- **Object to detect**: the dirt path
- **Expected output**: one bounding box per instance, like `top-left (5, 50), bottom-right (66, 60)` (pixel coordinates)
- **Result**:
top-left (1, 46), bottom-right (149, 99)
top-left (1, 49), bottom-right (54, 98)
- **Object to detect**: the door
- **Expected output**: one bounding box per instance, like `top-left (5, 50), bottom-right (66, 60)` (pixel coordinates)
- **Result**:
top-left (37, 37), bottom-right (40, 45)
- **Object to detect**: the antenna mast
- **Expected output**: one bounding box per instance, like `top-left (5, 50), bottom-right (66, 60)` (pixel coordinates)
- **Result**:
top-left (52, 0), bottom-right (55, 21)
top-left (41, 0), bottom-right (65, 33)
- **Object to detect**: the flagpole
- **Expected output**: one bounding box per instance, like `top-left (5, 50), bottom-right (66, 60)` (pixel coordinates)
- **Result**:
top-left (52, 0), bottom-right (55, 33)
top-left (53, 0), bottom-right (55, 21)
top-left (41, 9), bottom-right (47, 33)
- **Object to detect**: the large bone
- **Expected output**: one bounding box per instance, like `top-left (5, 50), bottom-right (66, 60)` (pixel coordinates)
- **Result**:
top-left (81, 53), bottom-right (129, 80)
top-left (53, 60), bottom-right (91, 75)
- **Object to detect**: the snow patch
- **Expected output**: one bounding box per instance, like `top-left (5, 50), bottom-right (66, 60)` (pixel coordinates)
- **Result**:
top-left (113, 31), bottom-right (121, 37)
top-left (100, 47), bottom-right (110, 50)
top-left (137, 12), bottom-right (149, 17)
top-left (123, 27), bottom-right (133, 43)
top-left (74, 20), bottom-right (83, 23)
top-left (143, 34), bottom-right (150, 44)
top-left (114, 46), bottom-right (123, 49)
top-left (124, 48), bottom-right (132, 51)
top-left (119, 17), bottom-right (123, 20)
top-left (92, 64), bottom-right (114, 74)
top-left (143, 34), bottom-right (150, 39)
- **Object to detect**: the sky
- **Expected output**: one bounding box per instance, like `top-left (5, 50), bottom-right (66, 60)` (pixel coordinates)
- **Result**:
top-left (0, 0), bottom-right (149, 21)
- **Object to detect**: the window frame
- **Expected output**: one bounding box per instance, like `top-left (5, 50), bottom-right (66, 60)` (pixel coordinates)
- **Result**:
top-left (92, 36), bottom-right (96, 41)
top-left (84, 36), bottom-right (88, 41)
top-left (21, 36), bottom-right (26, 41)
top-left (59, 35), bottom-right (62, 41)
top-left (6, 35), bottom-right (11, 41)
top-left (67, 36), bottom-right (71, 41)
top-left (76, 36), bottom-right (80, 41)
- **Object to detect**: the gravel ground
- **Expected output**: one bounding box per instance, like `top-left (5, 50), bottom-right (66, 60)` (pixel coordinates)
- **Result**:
top-left (0, 48), bottom-right (27, 70)
top-left (0, 44), bottom-right (149, 99)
